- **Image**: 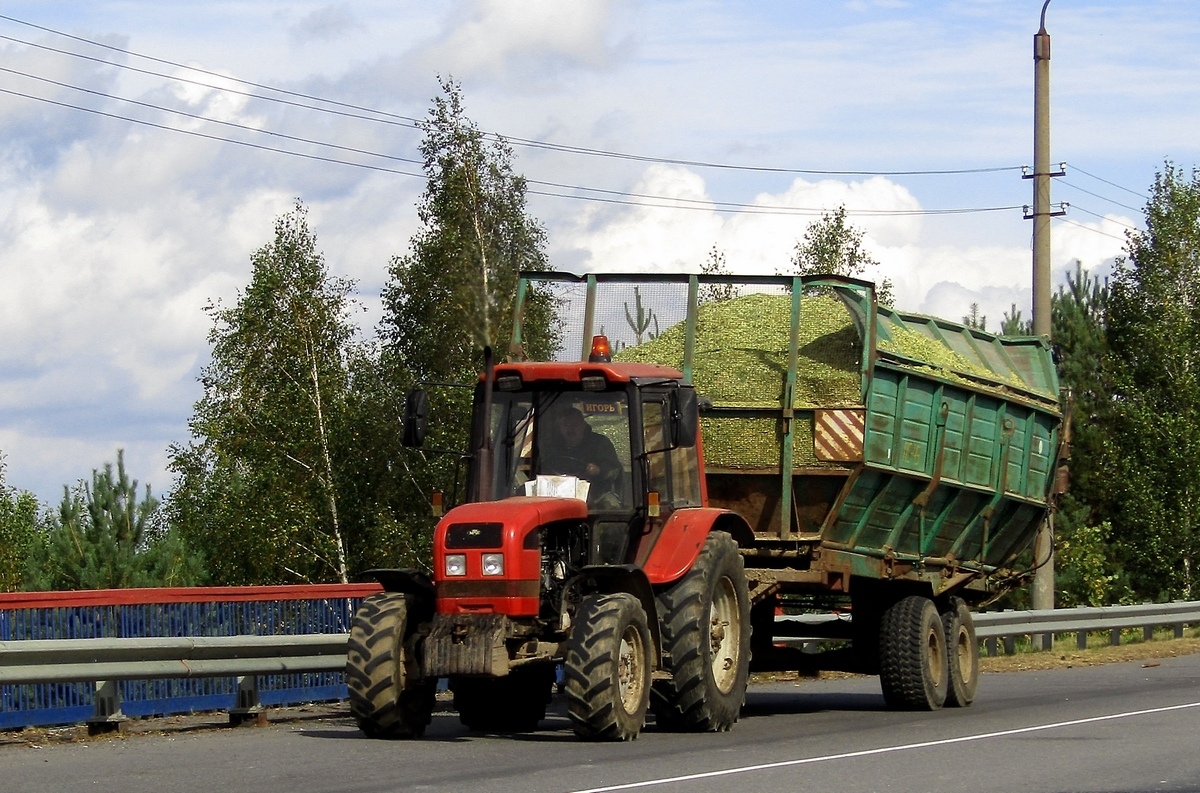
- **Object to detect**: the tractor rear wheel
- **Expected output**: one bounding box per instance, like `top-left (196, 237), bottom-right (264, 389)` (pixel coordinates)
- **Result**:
top-left (879, 595), bottom-right (948, 711)
top-left (564, 593), bottom-right (652, 741)
top-left (346, 593), bottom-right (436, 738)
top-left (651, 531), bottom-right (750, 732)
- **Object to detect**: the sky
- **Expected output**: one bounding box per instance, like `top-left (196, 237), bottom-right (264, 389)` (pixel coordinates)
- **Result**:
top-left (0, 0), bottom-right (1197, 505)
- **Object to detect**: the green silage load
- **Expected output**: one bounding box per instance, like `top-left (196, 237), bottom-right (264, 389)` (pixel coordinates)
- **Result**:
top-left (876, 324), bottom-right (1026, 389)
top-left (614, 292), bottom-right (862, 469)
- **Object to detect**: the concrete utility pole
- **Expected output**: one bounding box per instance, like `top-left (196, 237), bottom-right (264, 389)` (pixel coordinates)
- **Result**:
top-left (1026, 0), bottom-right (1063, 630)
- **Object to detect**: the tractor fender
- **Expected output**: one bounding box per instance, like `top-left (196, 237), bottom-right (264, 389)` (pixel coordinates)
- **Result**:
top-left (638, 508), bottom-right (754, 586)
top-left (359, 568), bottom-right (435, 622)
top-left (565, 564), bottom-right (661, 663)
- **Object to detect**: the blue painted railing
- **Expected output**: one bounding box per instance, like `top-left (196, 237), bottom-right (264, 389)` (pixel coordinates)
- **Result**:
top-left (0, 584), bottom-right (381, 730)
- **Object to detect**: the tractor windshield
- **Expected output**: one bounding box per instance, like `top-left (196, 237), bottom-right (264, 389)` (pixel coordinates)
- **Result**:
top-left (487, 390), bottom-right (632, 511)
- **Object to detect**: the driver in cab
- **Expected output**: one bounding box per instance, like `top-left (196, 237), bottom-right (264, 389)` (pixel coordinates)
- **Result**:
top-left (540, 405), bottom-right (622, 487)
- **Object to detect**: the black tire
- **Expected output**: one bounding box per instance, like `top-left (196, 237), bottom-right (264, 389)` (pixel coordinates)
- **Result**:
top-left (940, 597), bottom-right (979, 707)
top-left (563, 593), bottom-right (652, 741)
top-left (346, 592), bottom-right (436, 739)
top-left (451, 665), bottom-right (556, 732)
top-left (878, 595), bottom-right (948, 711)
top-left (650, 531), bottom-right (750, 732)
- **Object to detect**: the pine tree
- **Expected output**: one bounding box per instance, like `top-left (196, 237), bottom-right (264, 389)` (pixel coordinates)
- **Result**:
top-left (23, 450), bottom-right (203, 590)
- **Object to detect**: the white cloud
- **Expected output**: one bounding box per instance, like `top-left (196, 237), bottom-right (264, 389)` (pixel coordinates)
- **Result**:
top-left (288, 5), bottom-right (362, 45)
top-left (410, 0), bottom-right (633, 86)
top-left (559, 166), bottom-right (921, 286)
top-left (0, 1), bottom-right (1190, 506)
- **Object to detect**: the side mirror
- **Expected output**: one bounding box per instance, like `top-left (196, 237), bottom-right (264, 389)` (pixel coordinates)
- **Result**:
top-left (671, 388), bottom-right (698, 449)
top-left (402, 389), bottom-right (430, 448)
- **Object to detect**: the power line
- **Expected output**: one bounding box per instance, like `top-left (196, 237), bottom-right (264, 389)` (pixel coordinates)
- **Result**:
top-left (1065, 162), bottom-right (1149, 200)
top-left (0, 15), bottom-right (1024, 178)
top-left (1057, 217), bottom-right (1129, 243)
top-left (0, 87), bottom-right (428, 179)
top-left (0, 77), bottom-right (1026, 219)
top-left (1068, 204), bottom-right (1141, 231)
top-left (0, 34), bottom-right (424, 132)
top-left (1058, 180), bottom-right (1142, 213)
top-left (0, 15), bottom-right (419, 125)
top-left (0, 66), bottom-right (426, 168)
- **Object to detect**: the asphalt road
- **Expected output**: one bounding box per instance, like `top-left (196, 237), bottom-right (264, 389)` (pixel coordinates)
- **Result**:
top-left (3, 655), bottom-right (1199, 793)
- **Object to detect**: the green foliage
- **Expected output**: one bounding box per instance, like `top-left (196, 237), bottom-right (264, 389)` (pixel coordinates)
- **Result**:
top-left (0, 456), bottom-right (43, 591)
top-left (1104, 162), bottom-right (1200, 600)
top-left (168, 201), bottom-right (358, 585)
top-left (791, 205), bottom-right (894, 305)
top-left (23, 450), bottom-right (203, 590)
top-left (374, 78), bottom-right (559, 531)
top-left (962, 303), bottom-right (986, 331)
top-left (1001, 303), bottom-right (1032, 335)
top-left (380, 78), bottom-right (558, 385)
top-left (698, 246), bottom-right (740, 303)
top-left (1055, 516), bottom-right (1130, 608)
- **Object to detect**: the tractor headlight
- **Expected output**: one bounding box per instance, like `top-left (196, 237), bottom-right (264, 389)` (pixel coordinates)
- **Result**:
top-left (481, 553), bottom-right (505, 576)
top-left (444, 553), bottom-right (467, 577)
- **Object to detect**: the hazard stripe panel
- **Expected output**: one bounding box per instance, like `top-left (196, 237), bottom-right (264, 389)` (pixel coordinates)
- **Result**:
top-left (814, 409), bottom-right (866, 461)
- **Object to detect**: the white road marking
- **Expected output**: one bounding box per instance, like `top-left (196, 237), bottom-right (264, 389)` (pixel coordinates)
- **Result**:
top-left (565, 700), bottom-right (1200, 793)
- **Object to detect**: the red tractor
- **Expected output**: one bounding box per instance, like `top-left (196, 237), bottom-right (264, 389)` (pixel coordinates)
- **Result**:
top-left (346, 339), bottom-right (753, 740)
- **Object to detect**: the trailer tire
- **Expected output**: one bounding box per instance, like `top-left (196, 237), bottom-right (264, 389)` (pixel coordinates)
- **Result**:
top-left (346, 592), bottom-right (435, 739)
top-left (879, 595), bottom-right (948, 711)
top-left (564, 593), bottom-right (651, 741)
top-left (940, 597), bottom-right (979, 707)
top-left (650, 531), bottom-right (750, 732)
top-left (451, 665), bottom-right (556, 732)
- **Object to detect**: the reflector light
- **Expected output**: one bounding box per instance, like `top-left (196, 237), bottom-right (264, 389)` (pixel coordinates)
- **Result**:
top-left (589, 335), bottom-right (612, 363)
top-left (647, 491), bottom-right (660, 517)
top-left (431, 491), bottom-right (444, 518)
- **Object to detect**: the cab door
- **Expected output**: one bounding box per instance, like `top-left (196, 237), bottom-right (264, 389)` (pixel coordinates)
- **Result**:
top-left (638, 390), bottom-right (703, 522)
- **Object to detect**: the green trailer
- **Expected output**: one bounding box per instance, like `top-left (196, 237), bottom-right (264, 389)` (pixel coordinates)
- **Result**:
top-left (511, 270), bottom-right (1066, 710)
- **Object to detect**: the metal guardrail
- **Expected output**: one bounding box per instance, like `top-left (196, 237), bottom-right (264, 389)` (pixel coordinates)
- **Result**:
top-left (770, 601), bottom-right (1200, 652)
top-left (2, 600), bottom-right (1198, 731)
top-left (973, 601), bottom-right (1200, 654)
top-left (0, 634), bottom-right (348, 685)
top-left (0, 584), bottom-right (380, 732)
top-left (0, 633), bottom-right (352, 732)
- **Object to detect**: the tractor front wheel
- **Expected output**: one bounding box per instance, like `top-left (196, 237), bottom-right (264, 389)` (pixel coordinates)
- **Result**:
top-left (564, 593), bottom-right (652, 741)
top-left (346, 593), bottom-right (436, 738)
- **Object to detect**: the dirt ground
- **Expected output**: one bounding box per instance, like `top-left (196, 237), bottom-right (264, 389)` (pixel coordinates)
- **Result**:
top-left (5, 635), bottom-right (1200, 748)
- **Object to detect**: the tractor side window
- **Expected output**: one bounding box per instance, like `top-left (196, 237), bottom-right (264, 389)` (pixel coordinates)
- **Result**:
top-left (642, 400), bottom-right (670, 501)
top-left (642, 397), bottom-right (702, 509)
top-left (669, 437), bottom-right (702, 507)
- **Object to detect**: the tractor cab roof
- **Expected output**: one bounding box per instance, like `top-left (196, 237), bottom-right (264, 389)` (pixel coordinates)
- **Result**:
top-left (487, 360), bottom-right (684, 387)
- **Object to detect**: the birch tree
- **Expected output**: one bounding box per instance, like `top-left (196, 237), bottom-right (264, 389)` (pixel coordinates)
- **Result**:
top-left (169, 202), bottom-right (357, 584)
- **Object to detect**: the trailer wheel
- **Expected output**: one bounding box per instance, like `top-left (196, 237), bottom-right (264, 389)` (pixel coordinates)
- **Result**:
top-left (940, 597), bottom-right (979, 707)
top-left (879, 595), bottom-right (948, 711)
top-left (651, 531), bottom-right (750, 732)
top-left (564, 593), bottom-right (651, 741)
top-left (451, 665), bottom-right (555, 732)
top-left (346, 592), bottom-right (435, 739)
